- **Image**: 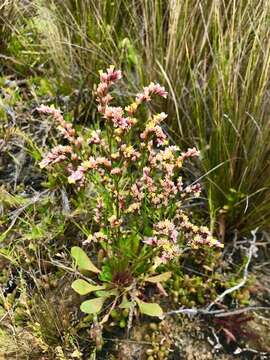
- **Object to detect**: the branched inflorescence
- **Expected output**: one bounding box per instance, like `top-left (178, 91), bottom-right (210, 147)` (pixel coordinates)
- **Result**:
top-left (38, 66), bottom-right (223, 269)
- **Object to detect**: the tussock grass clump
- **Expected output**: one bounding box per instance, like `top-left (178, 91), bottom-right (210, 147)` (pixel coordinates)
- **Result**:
top-left (0, 0), bottom-right (17, 54)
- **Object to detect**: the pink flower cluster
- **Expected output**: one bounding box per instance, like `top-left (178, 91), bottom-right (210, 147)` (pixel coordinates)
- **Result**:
top-left (143, 218), bottom-right (180, 263)
top-left (136, 82), bottom-right (168, 104)
top-left (88, 130), bottom-right (102, 145)
top-left (67, 156), bottom-right (112, 186)
top-left (37, 105), bottom-right (84, 172)
top-left (96, 66), bottom-right (131, 130)
top-left (143, 213), bottom-right (223, 263)
top-left (39, 145), bottom-right (72, 169)
top-left (125, 140), bottom-right (201, 211)
top-left (37, 105), bottom-right (76, 142)
top-left (185, 183), bottom-right (201, 198)
top-left (175, 211), bottom-right (223, 248)
top-left (100, 66), bottom-right (122, 83)
top-left (181, 147), bottom-right (200, 159)
top-left (97, 66), bottom-right (167, 135)
top-left (140, 112), bottom-right (168, 147)
top-left (38, 67), bottom-right (223, 266)
top-left (120, 144), bottom-right (140, 162)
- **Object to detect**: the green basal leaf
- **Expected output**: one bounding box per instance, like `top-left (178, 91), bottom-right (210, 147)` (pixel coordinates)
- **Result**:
top-left (99, 263), bottom-right (113, 282)
top-left (95, 289), bottom-right (118, 298)
top-left (71, 279), bottom-right (105, 295)
top-left (143, 224), bottom-right (153, 237)
top-left (130, 233), bottom-right (140, 255)
top-left (71, 246), bottom-right (100, 273)
top-left (145, 271), bottom-right (172, 283)
top-left (136, 298), bottom-right (163, 317)
top-left (119, 295), bottom-right (132, 309)
top-left (80, 297), bottom-right (105, 314)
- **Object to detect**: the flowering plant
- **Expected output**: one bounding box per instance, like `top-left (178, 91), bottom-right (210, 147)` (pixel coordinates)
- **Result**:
top-left (37, 66), bottom-right (222, 323)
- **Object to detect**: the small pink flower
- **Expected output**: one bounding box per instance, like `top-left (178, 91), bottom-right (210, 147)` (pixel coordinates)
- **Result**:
top-left (147, 83), bottom-right (168, 98)
top-left (96, 82), bottom-right (108, 97)
top-left (93, 232), bottom-right (108, 242)
top-left (181, 147), bottom-right (200, 159)
top-left (126, 202), bottom-right (141, 213)
top-left (103, 106), bottom-right (130, 129)
top-left (140, 124), bottom-right (167, 147)
top-left (96, 157), bottom-right (112, 168)
top-left (74, 136), bottom-right (84, 147)
top-left (88, 130), bottom-right (102, 145)
top-left (142, 167), bottom-right (156, 192)
top-left (177, 177), bottom-right (183, 191)
top-left (110, 167), bottom-right (122, 175)
top-left (104, 106), bottom-right (123, 120)
top-left (136, 82), bottom-right (168, 104)
top-left (68, 168), bottom-right (85, 184)
top-left (126, 117), bottom-right (137, 127)
top-left (93, 197), bottom-right (104, 223)
top-left (154, 125), bottom-right (167, 146)
top-left (136, 92), bottom-right (151, 103)
top-left (185, 183), bottom-right (201, 197)
top-left (36, 104), bottom-right (60, 117)
top-left (37, 105), bottom-right (76, 141)
top-left (108, 215), bottom-right (122, 227)
top-left (143, 236), bottom-right (158, 245)
top-left (154, 219), bottom-right (179, 243)
top-left (160, 176), bottom-right (178, 204)
top-left (121, 144), bottom-right (140, 160)
top-left (131, 181), bottom-right (144, 201)
top-left (100, 66), bottom-right (122, 84)
top-left (39, 145), bottom-right (72, 168)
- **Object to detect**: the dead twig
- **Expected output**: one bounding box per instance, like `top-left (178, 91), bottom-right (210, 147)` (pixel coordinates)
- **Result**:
top-left (206, 228), bottom-right (258, 311)
top-left (164, 305), bottom-right (270, 318)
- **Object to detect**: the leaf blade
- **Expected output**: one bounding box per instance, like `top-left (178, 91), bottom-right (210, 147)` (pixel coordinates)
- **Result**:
top-left (145, 272), bottom-right (172, 283)
top-left (71, 246), bottom-right (100, 273)
top-left (80, 297), bottom-right (105, 314)
top-left (71, 279), bottom-right (105, 295)
top-left (136, 298), bottom-right (163, 317)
